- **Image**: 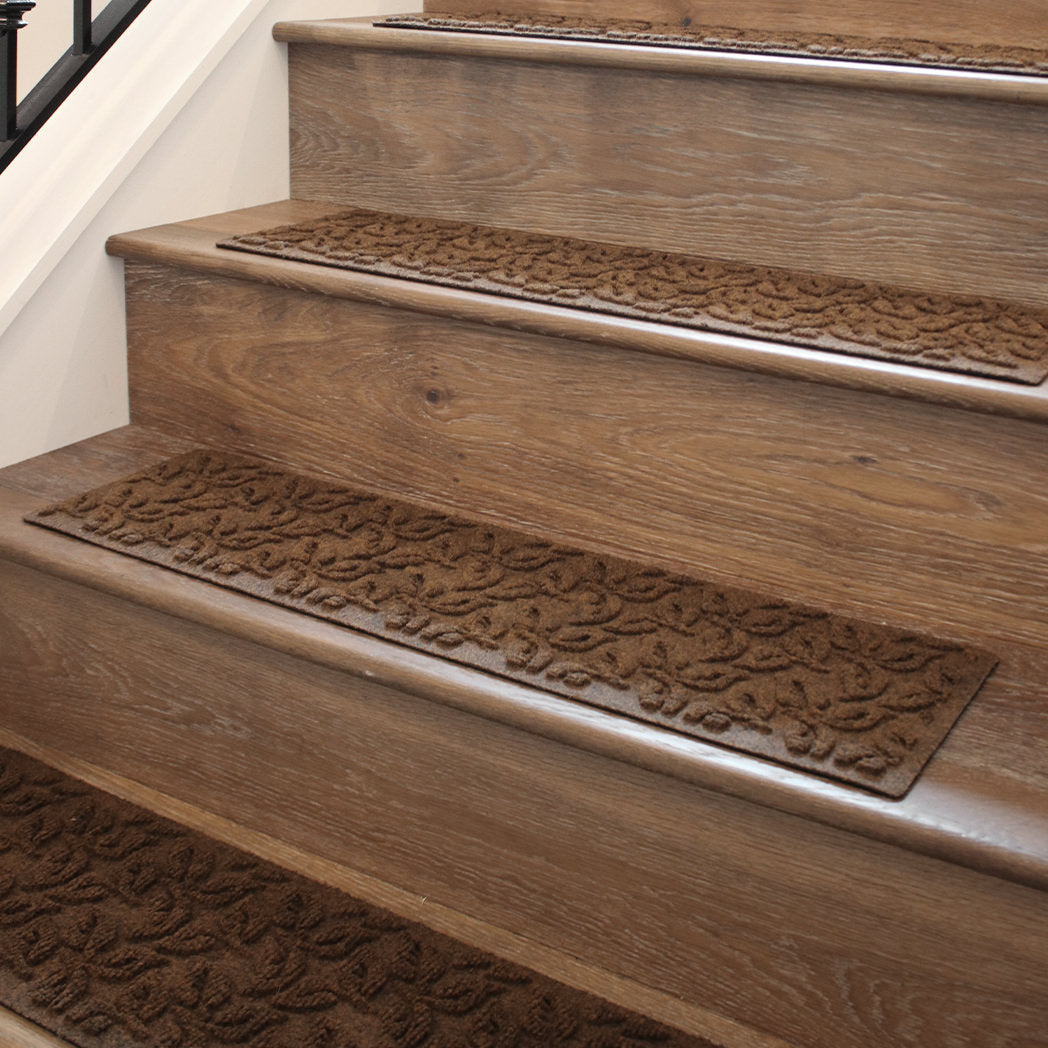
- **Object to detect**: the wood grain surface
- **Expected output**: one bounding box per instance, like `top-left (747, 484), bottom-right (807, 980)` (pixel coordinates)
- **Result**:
top-left (121, 260), bottom-right (1048, 657)
top-left (274, 18), bottom-right (1048, 105)
top-left (0, 727), bottom-right (798, 1048)
top-left (286, 31), bottom-right (1048, 306)
top-left (0, 425), bottom-right (197, 503)
top-left (1, 550), bottom-right (1046, 1048)
top-left (6, 10), bottom-right (1043, 1044)
top-left (0, 1008), bottom-right (71, 1048)
top-left (420, 0), bottom-right (1048, 49)
top-left (106, 204), bottom-right (1048, 426)
top-left (3, 434), bottom-right (1047, 895)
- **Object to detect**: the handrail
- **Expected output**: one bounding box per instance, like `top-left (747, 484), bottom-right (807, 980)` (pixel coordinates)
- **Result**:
top-left (1, 3), bottom-right (35, 139)
top-left (0, 0), bottom-right (154, 173)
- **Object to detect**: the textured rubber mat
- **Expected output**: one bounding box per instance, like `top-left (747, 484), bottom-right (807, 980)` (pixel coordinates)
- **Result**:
top-left (377, 12), bottom-right (1048, 77)
top-left (0, 744), bottom-right (718, 1048)
top-left (26, 450), bottom-right (997, 796)
top-left (218, 208), bottom-right (1048, 385)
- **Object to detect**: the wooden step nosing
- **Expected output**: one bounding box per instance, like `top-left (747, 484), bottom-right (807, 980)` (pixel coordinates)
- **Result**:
top-left (106, 218), bottom-right (1048, 428)
top-left (272, 18), bottom-right (1048, 106)
top-left (0, 1005), bottom-right (73, 1048)
top-left (2, 478), bottom-right (1045, 893)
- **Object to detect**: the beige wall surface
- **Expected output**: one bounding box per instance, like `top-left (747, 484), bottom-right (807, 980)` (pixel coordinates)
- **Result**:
top-left (0, 0), bottom-right (415, 470)
top-left (18, 1), bottom-right (124, 100)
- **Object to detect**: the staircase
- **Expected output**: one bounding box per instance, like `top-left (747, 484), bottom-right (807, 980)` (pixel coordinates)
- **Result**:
top-left (2, 6), bottom-right (1048, 1047)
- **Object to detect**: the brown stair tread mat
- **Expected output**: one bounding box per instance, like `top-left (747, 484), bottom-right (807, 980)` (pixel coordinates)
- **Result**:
top-left (217, 209), bottom-right (1048, 385)
top-left (26, 450), bottom-right (996, 798)
top-left (0, 744), bottom-right (720, 1048)
top-left (377, 12), bottom-right (1048, 78)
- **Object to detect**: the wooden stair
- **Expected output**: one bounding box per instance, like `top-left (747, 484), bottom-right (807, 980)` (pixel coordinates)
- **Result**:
top-left (279, 18), bottom-right (1048, 308)
top-left (2, 9), bottom-right (1048, 1048)
top-left (418, 1), bottom-right (1048, 51)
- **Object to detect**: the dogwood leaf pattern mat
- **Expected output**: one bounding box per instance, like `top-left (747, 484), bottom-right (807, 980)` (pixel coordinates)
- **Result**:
top-left (26, 450), bottom-right (997, 796)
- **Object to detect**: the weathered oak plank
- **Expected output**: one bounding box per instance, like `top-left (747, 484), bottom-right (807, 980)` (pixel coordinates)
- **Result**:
top-left (122, 260), bottom-right (1048, 659)
top-left (1, 550), bottom-right (1047, 1048)
top-left (0, 1007), bottom-right (73, 1048)
top-left (276, 19), bottom-right (1048, 103)
top-left (3, 436), bottom-right (1047, 894)
top-left (106, 203), bottom-right (1048, 425)
top-left (421, 0), bottom-right (1048, 50)
top-left (286, 28), bottom-right (1048, 305)
top-left (0, 726), bottom-right (797, 1048)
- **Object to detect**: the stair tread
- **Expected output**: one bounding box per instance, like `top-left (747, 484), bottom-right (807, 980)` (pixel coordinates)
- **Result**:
top-left (24, 446), bottom-right (997, 799)
top-left (218, 206), bottom-right (1048, 387)
top-left (0, 730), bottom-right (757, 1048)
top-left (0, 742), bottom-right (715, 1048)
top-left (379, 11), bottom-right (1048, 78)
top-left (272, 17), bottom-right (1048, 105)
top-left (2, 426), bottom-right (1047, 890)
top-left (106, 202), bottom-right (1048, 424)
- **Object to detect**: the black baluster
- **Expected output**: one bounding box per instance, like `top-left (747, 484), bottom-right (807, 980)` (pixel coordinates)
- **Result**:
top-left (0, 1), bottom-right (36, 140)
top-left (73, 0), bottom-right (91, 55)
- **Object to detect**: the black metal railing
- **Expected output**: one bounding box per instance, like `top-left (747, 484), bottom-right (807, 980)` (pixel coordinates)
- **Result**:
top-left (1, 0), bottom-right (154, 173)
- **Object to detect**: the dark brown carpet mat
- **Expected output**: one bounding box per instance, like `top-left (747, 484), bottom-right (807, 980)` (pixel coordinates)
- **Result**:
top-left (377, 12), bottom-right (1048, 77)
top-left (26, 451), bottom-right (996, 797)
top-left (0, 744), bottom-right (720, 1048)
top-left (217, 209), bottom-right (1048, 385)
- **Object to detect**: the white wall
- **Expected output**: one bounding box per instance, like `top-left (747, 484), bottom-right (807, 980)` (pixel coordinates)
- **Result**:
top-left (0, 0), bottom-right (411, 469)
top-left (18, 1), bottom-right (75, 101)
top-left (18, 2), bottom-right (127, 101)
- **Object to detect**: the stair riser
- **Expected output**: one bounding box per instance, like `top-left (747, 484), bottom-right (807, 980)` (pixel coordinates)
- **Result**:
top-left (424, 0), bottom-right (1048, 49)
top-left (126, 260), bottom-right (1048, 650)
top-left (289, 43), bottom-right (1048, 307)
top-left (2, 557), bottom-right (1046, 1048)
